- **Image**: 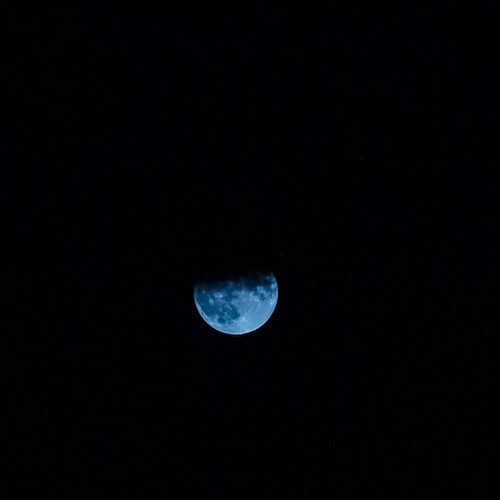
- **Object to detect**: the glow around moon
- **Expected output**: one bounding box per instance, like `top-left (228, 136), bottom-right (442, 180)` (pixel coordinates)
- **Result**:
top-left (194, 270), bottom-right (278, 335)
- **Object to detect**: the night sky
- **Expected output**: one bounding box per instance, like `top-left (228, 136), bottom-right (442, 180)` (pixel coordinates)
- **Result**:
top-left (5, 2), bottom-right (494, 496)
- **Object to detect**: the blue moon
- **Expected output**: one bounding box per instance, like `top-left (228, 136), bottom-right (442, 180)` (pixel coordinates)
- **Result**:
top-left (194, 270), bottom-right (278, 335)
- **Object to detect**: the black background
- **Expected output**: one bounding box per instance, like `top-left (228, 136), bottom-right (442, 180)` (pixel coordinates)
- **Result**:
top-left (4, 1), bottom-right (495, 496)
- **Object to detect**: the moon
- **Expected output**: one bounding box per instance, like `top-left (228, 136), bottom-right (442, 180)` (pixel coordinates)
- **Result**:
top-left (194, 269), bottom-right (278, 335)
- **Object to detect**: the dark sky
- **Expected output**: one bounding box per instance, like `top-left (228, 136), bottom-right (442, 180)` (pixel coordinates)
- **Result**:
top-left (5, 2), bottom-right (494, 496)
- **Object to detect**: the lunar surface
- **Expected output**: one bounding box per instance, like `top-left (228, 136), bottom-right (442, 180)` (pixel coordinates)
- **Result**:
top-left (194, 270), bottom-right (278, 335)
